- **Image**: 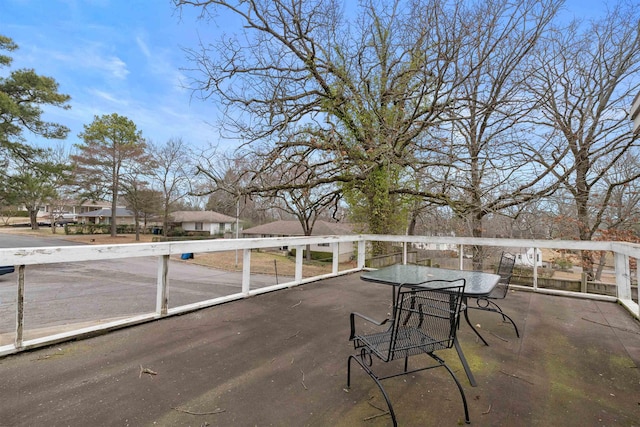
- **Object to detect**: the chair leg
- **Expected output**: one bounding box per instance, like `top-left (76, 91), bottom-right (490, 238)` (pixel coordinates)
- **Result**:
top-left (497, 310), bottom-right (520, 337)
top-left (347, 355), bottom-right (398, 427)
top-left (464, 306), bottom-right (489, 346)
top-left (430, 354), bottom-right (470, 424)
top-left (470, 301), bottom-right (520, 338)
top-left (485, 299), bottom-right (508, 321)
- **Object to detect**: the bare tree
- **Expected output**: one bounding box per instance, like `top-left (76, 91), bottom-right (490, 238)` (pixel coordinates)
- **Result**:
top-left (396, 0), bottom-right (562, 268)
top-left (526, 2), bottom-right (640, 278)
top-left (174, 0), bottom-right (487, 253)
top-left (588, 152), bottom-right (640, 279)
top-left (120, 154), bottom-right (160, 241)
top-left (122, 179), bottom-right (162, 241)
top-left (46, 143), bottom-right (76, 234)
top-left (148, 138), bottom-right (193, 237)
top-left (176, 0), bottom-right (640, 266)
top-left (251, 143), bottom-right (342, 259)
top-left (198, 148), bottom-right (258, 224)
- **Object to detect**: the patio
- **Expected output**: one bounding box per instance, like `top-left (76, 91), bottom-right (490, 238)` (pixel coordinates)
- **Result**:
top-left (0, 271), bottom-right (638, 426)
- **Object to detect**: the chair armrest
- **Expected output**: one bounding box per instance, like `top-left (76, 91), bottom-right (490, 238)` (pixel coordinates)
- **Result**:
top-left (349, 312), bottom-right (390, 340)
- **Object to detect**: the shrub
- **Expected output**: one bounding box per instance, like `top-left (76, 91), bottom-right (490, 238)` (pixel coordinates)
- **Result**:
top-left (554, 257), bottom-right (573, 270)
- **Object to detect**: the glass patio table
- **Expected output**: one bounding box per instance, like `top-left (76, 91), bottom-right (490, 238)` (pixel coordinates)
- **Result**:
top-left (360, 264), bottom-right (501, 387)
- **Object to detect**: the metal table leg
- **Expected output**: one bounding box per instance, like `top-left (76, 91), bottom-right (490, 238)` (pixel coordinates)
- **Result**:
top-left (453, 337), bottom-right (477, 387)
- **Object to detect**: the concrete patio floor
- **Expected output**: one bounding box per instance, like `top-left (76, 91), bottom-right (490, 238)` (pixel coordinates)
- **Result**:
top-left (0, 272), bottom-right (638, 426)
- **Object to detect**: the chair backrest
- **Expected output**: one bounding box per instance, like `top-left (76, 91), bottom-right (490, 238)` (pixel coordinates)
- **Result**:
top-left (388, 279), bottom-right (466, 361)
top-left (493, 252), bottom-right (516, 298)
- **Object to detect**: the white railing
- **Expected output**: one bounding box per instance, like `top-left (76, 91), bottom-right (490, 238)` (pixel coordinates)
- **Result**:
top-left (0, 234), bottom-right (638, 357)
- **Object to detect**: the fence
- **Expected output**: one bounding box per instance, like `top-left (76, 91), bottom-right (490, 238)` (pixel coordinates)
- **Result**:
top-left (0, 234), bottom-right (638, 357)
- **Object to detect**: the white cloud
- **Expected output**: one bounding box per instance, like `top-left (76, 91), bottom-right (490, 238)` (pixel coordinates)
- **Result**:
top-left (135, 34), bottom-right (151, 59)
top-left (86, 88), bottom-right (126, 105)
top-left (103, 55), bottom-right (129, 80)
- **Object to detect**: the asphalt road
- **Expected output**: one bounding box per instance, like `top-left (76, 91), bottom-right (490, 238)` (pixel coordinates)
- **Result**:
top-left (0, 232), bottom-right (82, 248)
top-left (0, 233), bottom-right (288, 344)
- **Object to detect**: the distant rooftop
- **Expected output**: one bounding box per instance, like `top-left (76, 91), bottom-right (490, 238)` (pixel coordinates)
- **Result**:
top-left (242, 219), bottom-right (355, 236)
top-left (170, 210), bottom-right (238, 223)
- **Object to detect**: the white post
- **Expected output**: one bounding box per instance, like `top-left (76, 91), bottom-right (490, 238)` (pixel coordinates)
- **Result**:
top-left (615, 252), bottom-right (632, 300)
top-left (15, 265), bottom-right (25, 349)
top-left (156, 255), bottom-right (169, 315)
top-left (242, 248), bottom-right (251, 294)
top-left (532, 248), bottom-right (539, 290)
top-left (458, 245), bottom-right (464, 270)
top-left (358, 240), bottom-right (366, 269)
top-left (295, 245), bottom-right (303, 282)
top-left (402, 241), bottom-right (407, 265)
top-left (235, 199), bottom-right (240, 269)
top-left (332, 243), bottom-right (339, 275)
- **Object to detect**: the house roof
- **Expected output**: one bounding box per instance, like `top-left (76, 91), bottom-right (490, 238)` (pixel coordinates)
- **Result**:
top-left (242, 220), bottom-right (355, 236)
top-left (170, 210), bottom-right (238, 224)
top-left (77, 208), bottom-right (134, 217)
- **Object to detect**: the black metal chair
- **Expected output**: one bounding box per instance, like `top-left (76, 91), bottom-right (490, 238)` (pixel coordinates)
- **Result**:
top-left (467, 252), bottom-right (519, 341)
top-left (347, 280), bottom-right (470, 425)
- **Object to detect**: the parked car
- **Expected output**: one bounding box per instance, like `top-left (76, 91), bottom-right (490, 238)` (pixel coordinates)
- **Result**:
top-left (54, 219), bottom-right (77, 227)
top-left (0, 265), bottom-right (15, 276)
top-left (54, 214), bottom-right (78, 227)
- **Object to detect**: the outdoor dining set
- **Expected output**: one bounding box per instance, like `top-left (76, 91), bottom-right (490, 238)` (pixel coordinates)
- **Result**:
top-left (347, 253), bottom-right (517, 425)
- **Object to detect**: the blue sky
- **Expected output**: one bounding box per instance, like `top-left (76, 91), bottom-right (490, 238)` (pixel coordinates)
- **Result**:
top-left (1, 0), bottom-right (228, 152)
top-left (1, 0), bottom-right (607, 154)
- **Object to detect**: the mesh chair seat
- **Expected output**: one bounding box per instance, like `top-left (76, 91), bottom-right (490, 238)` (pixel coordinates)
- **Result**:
top-left (353, 326), bottom-right (449, 361)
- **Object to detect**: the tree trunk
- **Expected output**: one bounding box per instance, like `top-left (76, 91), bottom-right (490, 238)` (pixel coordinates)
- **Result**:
top-left (594, 251), bottom-right (607, 281)
top-left (574, 147), bottom-right (595, 279)
top-left (470, 214), bottom-right (484, 271)
top-left (29, 209), bottom-right (39, 230)
top-left (163, 205), bottom-right (169, 238)
top-left (110, 197), bottom-right (118, 237)
top-left (364, 165), bottom-right (398, 257)
top-left (134, 214), bottom-right (140, 241)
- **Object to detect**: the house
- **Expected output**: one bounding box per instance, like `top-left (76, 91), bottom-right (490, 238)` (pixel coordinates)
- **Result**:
top-left (513, 247), bottom-right (543, 267)
top-left (31, 200), bottom-right (113, 220)
top-left (77, 208), bottom-right (135, 225)
top-left (411, 232), bottom-right (459, 252)
top-left (242, 220), bottom-right (355, 262)
top-left (170, 211), bottom-right (239, 236)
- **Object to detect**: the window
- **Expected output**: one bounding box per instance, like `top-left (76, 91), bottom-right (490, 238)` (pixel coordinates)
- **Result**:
top-left (195, 222), bottom-right (203, 231)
